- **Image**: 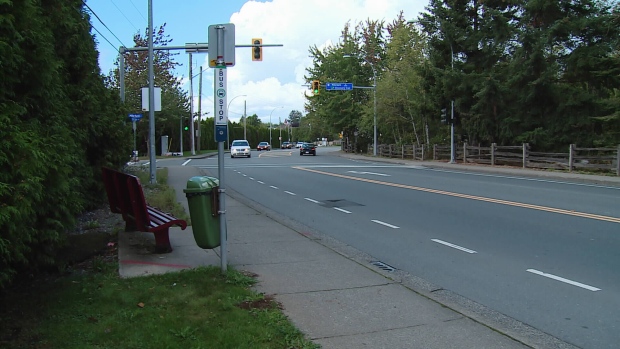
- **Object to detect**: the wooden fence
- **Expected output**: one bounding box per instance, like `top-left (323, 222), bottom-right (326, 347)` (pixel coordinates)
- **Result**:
top-left (372, 143), bottom-right (620, 176)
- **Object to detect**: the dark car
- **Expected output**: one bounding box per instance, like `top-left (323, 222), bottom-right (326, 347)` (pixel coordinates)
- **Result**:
top-left (281, 141), bottom-right (292, 149)
top-left (299, 143), bottom-right (316, 156)
top-left (257, 142), bottom-right (271, 151)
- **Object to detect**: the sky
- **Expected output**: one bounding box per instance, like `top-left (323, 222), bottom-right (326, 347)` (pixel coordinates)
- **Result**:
top-left (87, 0), bottom-right (428, 125)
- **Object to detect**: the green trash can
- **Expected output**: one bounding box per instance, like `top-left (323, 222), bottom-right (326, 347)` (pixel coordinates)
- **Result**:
top-left (184, 176), bottom-right (222, 249)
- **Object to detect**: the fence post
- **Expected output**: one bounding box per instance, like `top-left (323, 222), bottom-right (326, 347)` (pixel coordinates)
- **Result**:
top-left (412, 145), bottom-right (416, 160)
top-left (422, 144), bottom-right (425, 160)
top-left (616, 145), bottom-right (620, 176)
top-left (402, 145), bottom-right (405, 159)
top-left (522, 143), bottom-right (527, 169)
top-left (433, 144), bottom-right (437, 160)
top-left (491, 143), bottom-right (496, 166)
top-left (569, 144), bottom-right (574, 172)
top-left (463, 142), bottom-right (468, 163)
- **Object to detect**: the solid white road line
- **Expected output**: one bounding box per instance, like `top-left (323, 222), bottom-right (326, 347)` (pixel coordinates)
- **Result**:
top-left (431, 239), bottom-right (477, 254)
top-left (305, 198), bottom-right (320, 204)
top-left (371, 220), bottom-right (400, 229)
top-left (270, 185), bottom-right (279, 189)
top-left (526, 269), bottom-right (601, 291)
top-left (334, 207), bottom-right (352, 214)
top-left (257, 181), bottom-right (265, 184)
top-left (284, 191), bottom-right (296, 195)
top-left (182, 159), bottom-right (191, 166)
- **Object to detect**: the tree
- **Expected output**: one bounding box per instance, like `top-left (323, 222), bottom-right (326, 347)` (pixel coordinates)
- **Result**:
top-left (0, 0), bottom-right (131, 288)
top-left (105, 24), bottom-right (191, 154)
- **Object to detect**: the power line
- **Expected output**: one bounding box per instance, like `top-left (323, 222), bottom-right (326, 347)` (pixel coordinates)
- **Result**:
top-left (128, 0), bottom-right (147, 22)
top-left (110, 0), bottom-right (140, 32)
top-left (82, 1), bottom-right (126, 47)
top-left (90, 25), bottom-right (119, 51)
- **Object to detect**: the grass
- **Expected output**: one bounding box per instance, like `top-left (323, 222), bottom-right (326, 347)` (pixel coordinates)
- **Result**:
top-left (0, 266), bottom-right (318, 349)
top-left (0, 166), bottom-right (319, 349)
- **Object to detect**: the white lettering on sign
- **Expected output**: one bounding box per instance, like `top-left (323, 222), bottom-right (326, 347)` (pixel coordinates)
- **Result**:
top-left (214, 68), bottom-right (227, 125)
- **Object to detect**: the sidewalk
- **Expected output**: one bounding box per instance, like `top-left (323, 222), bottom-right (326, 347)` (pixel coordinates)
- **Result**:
top-left (118, 155), bottom-right (593, 349)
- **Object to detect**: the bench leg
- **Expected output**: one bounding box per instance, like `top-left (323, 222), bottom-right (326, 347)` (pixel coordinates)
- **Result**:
top-left (153, 229), bottom-right (173, 253)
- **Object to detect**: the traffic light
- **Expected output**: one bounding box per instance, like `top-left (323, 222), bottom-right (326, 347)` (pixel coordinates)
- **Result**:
top-left (312, 80), bottom-right (320, 95)
top-left (252, 38), bottom-right (262, 61)
top-left (441, 108), bottom-right (448, 124)
top-left (184, 117), bottom-right (189, 131)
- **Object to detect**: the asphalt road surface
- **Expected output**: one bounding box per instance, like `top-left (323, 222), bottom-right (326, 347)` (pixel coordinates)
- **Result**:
top-left (167, 146), bottom-right (619, 349)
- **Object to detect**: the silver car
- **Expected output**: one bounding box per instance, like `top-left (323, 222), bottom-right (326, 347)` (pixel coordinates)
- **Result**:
top-left (230, 140), bottom-right (251, 158)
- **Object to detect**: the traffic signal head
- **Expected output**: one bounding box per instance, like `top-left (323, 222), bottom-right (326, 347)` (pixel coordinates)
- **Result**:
top-left (252, 38), bottom-right (262, 61)
top-left (312, 80), bottom-right (320, 95)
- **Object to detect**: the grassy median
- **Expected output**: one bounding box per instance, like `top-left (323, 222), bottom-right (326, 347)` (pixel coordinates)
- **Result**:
top-left (0, 167), bottom-right (319, 349)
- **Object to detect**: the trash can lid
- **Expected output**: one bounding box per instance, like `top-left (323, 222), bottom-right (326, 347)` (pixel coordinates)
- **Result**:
top-left (183, 176), bottom-right (219, 193)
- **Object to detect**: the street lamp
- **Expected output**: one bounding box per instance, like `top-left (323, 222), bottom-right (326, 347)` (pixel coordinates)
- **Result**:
top-left (227, 94), bottom-right (247, 148)
top-left (343, 54), bottom-right (377, 156)
top-left (269, 106), bottom-right (283, 147)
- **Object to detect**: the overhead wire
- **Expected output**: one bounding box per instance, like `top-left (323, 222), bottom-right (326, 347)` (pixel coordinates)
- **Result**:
top-left (110, 0), bottom-right (140, 32)
top-left (82, 1), bottom-right (127, 47)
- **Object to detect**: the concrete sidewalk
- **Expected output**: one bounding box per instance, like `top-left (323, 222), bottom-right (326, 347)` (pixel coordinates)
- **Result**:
top-left (118, 157), bottom-right (590, 349)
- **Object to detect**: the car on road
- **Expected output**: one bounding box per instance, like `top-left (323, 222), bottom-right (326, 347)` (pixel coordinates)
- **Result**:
top-left (230, 140), bottom-right (251, 158)
top-left (281, 141), bottom-right (292, 149)
top-left (296, 141), bottom-right (304, 148)
top-left (257, 142), bottom-right (271, 151)
top-left (299, 143), bottom-right (316, 156)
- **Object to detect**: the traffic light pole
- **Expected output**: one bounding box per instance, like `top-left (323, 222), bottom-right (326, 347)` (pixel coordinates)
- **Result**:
top-left (449, 45), bottom-right (455, 164)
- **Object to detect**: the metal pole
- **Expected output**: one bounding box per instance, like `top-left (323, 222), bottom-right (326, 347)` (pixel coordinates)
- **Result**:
top-left (147, 0), bottom-right (156, 184)
top-left (269, 107), bottom-right (282, 147)
top-left (243, 100), bottom-right (247, 140)
top-left (450, 44), bottom-right (455, 164)
top-left (373, 67), bottom-right (377, 156)
top-left (119, 47), bottom-right (125, 102)
top-left (279, 117), bottom-right (282, 147)
top-left (215, 26), bottom-right (227, 274)
top-left (189, 53), bottom-right (195, 155)
top-left (180, 116), bottom-right (183, 154)
top-left (197, 66), bottom-right (202, 152)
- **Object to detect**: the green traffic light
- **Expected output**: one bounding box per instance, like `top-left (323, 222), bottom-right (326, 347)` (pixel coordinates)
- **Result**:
top-left (184, 126), bottom-right (189, 131)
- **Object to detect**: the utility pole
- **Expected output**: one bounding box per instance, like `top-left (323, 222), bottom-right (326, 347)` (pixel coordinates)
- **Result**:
top-left (243, 100), bottom-right (247, 140)
top-left (147, 0), bottom-right (156, 183)
top-left (197, 66), bottom-right (202, 152)
top-left (450, 44), bottom-right (455, 164)
top-left (189, 53), bottom-right (195, 155)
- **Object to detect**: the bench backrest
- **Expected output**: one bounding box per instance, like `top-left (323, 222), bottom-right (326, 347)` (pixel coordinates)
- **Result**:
top-left (102, 167), bottom-right (135, 219)
top-left (125, 174), bottom-right (151, 231)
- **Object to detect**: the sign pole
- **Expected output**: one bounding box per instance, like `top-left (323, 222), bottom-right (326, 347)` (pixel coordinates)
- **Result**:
top-left (214, 25), bottom-right (228, 274)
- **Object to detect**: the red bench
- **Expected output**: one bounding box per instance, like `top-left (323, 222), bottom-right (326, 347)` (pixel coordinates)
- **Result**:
top-left (101, 167), bottom-right (187, 253)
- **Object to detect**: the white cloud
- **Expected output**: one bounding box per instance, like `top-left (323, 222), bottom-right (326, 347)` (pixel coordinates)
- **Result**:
top-left (195, 0), bottom-right (426, 124)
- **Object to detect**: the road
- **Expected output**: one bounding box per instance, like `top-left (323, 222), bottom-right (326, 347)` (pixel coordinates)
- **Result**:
top-left (163, 146), bottom-right (620, 349)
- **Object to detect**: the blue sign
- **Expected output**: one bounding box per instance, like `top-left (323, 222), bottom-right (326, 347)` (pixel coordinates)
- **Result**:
top-left (215, 125), bottom-right (227, 142)
top-left (128, 113), bottom-right (143, 121)
top-left (325, 82), bottom-right (353, 91)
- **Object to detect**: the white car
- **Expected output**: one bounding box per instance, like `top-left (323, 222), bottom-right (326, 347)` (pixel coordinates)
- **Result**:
top-left (230, 140), bottom-right (251, 158)
top-left (296, 141), bottom-right (304, 148)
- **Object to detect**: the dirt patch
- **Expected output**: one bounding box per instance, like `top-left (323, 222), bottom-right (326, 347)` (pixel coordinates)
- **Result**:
top-left (56, 206), bottom-right (124, 273)
top-left (237, 294), bottom-right (282, 311)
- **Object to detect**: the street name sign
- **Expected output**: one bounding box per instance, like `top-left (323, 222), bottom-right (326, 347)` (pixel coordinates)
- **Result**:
top-left (325, 82), bottom-right (353, 91)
